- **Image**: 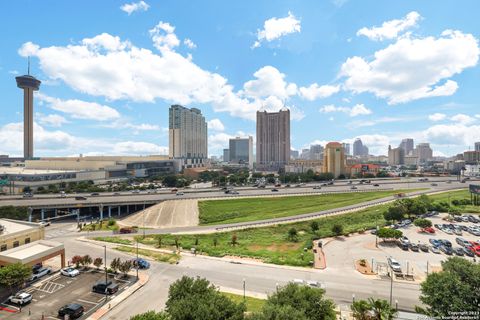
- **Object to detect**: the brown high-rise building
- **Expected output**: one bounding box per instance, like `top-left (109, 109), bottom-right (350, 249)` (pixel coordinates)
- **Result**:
top-left (323, 142), bottom-right (346, 178)
top-left (256, 108), bottom-right (290, 170)
top-left (16, 66), bottom-right (41, 160)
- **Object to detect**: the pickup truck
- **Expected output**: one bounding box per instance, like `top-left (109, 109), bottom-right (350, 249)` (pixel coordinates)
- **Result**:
top-left (92, 280), bottom-right (119, 294)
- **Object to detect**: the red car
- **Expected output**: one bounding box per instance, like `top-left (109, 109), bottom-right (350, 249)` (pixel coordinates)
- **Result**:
top-left (468, 245), bottom-right (480, 256)
top-left (421, 227), bottom-right (435, 234)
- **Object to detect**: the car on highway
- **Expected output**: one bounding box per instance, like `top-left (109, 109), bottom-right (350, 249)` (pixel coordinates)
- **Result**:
top-left (113, 192), bottom-right (121, 196)
top-left (8, 292), bottom-right (32, 305)
top-left (92, 280), bottom-right (119, 294)
top-left (75, 196), bottom-right (87, 200)
top-left (39, 221), bottom-right (50, 227)
top-left (91, 192), bottom-right (100, 196)
top-left (176, 192), bottom-right (184, 196)
top-left (271, 188), bottom-right (279, 192)
top-left (30, 267), bottom-right (52, 281)
top-left (350, 186), bottom-right (357, 190)
top-left (60, 191), bottom-right (67, 198)
top-left (58, 303), bottom-right (84, 319)
top-left (387, 257), bottom-right (402, 272)
top-left (431, 183), bottom-right (438, 186)
top-left (131, 189), bottom-right (140, 194)
top-left (373, 184), bottom-right (380, 187)
top-left (23, 192), bottom-right (33, 198)
top-left (313, 186), bottom-right (321, 189)
top-left (132, 258), bottom-right (150, 269)
top-left (306, 280), bottom-right (325, 289)
top-left (61, 267), bottom-right (80, 277)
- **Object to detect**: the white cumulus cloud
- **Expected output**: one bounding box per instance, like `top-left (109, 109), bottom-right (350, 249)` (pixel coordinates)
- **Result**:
top-left (37, 93), bottom-right (120, 121)
top-left (319, 103), bottom-right (372, 117)
top-left (341, 30), bottom-right (479, 104)
top-left (253, 11), bottom-right (301, 48)
top-left (120, 1), bottom-right (149, 15)
top-left (183, 38), bottom-right (197, 49)
top-left (207, 119), bottom-right (225, 131)
top-left (451, 113), bottom-right (476, 125)
top-left (357, 11), bottom-right (421, 41)
top-left (37, 113), bottom-right (69, 127)
top-left (299, 84), bottom-right (340, 101)
top-left (149, 22), bottom-right (180, 51)
top-left (428, 113), bottom-right (446, 121)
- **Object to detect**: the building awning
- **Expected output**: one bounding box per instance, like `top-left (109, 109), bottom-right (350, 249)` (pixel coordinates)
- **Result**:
top-left (0, 240), bottom-right (64, 266)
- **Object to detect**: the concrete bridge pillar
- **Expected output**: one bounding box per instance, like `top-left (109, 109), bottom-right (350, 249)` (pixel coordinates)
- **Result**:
top-left (117, 206), bottom-right (121, 217)
top-left (99, 204), bottom-right (104, 220)
top-left (41, 209), bottom-right (45, 221)
top-left (108, 206), bottom-right (112, 218)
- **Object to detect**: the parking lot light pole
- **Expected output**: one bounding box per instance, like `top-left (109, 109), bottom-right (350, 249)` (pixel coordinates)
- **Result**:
top-left (243, 278), bottom-right (246, 302)
top-left (395, 299), bottom-right (398, 311)
top-left (136, 241), bottom-right (139, 280)
top-left (352, 294), bottom-right (355, 303)
top-left (389, 268), bottom-right (393, 306)
top-left (104, 245), bottom-right (108, 304)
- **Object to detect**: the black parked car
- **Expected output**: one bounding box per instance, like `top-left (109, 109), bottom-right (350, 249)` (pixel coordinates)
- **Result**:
top-left (452, 247), bottom-right (464, 256)
top-left (463, 247), bottom-right (475, 257)
top-left (419, 244), bottom-right (429, 252)
top-left (409, 243), bottom-right (419, 252)
top-left (92, 280), bottom-right (119, 294)
top-left (58, 303), bottom-right (84, 319)
top-left (440, 245), bottom-right (453, 255)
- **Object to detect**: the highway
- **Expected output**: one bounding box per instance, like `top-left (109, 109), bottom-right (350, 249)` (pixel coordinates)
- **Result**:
top-left (0, 177), bottom-right (468, 209)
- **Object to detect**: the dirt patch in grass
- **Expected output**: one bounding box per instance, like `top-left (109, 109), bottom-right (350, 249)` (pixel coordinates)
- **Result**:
top-left (355, 259), bottom-right (376, 275)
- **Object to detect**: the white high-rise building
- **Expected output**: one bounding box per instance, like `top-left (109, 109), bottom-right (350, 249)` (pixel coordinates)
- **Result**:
top-left (169, 105), bottom-right (208, 168)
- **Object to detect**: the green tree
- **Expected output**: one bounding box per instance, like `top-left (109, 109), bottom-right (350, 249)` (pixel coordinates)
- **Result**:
top-left (351, 299), bottom-right (371, 320)
top-left (331, 224), bottom-right (343, 236)
top-left (119, 260), bottom-right (132, 278)
top-left (166, 276), bottom-right (245, 320)
top-left (418, 257), bottom-right (480, 317)
top-left (0, 206), bottom-right (29, 220)
top-left (255, 283), bottom-right (336, 320)
top-left (383, 205), bottom-right (405, 223)
top-left (110, 257), bottom-right (121, 274)
top-left (310, 221), bottom-right (319, 233)
top-left (157, 235), bottom-right (163, 248)
top-left (93, 257), bottom-right (103, 269)
top-left (162, 175), bottom-right (178, 188)
top-left (368, 298), bottom-right (397, 320)
top-left (213, 237), bottom-right (218, 247)
top-left (287, 228), bottom-right (298, 242)
top-left (0, 263), bottom-right (31, 293)
top-left (377, 228), bottom-right (402, 241)
top-left (130, 311), bottom-right (170, 320)
top-left (414, 218), bottom-right (432, 229)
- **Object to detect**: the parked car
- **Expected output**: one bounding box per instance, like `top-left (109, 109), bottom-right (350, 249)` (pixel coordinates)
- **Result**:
top-left (429, 239), bottom-right (441, 247)
top-left (387, 257), bottom-right (402, 272)
top-left (92, 280), bottom-right (119, 294)
top-left (132, 258), bottom-right (150, 269)
top-left (176, 192), bottom-right (185, 196)
top-left (440, 246), bottom-right (453, 255)
top-left (462, 247), bottom-right (475, 257)
top-left (409, 243), bottom-right (419, 252)
top-left (456, 237), bottom-right (471, 247)
top-left (58, 303), bottom-right (84, 319)
top-left (398, 242), bottom-right (409, 251)
top-left (430, 246), bottom-right (441, 254)
top-left (419, 244), bottom-right (429, 252)
top-left (306, 280), bottom-right (325, 289)
top-left (400, 236), bottom-right (410, 245)
top-left (119, 227), bottom-right (135, 234)
top-left (422, 227), bottom-right (435, 234)
top-left (61, 267), bottom-right (80, 277)
top-left (30, 267), bottom-right (52, 281)
top-left (8, 292), bottom-right (32, 305)
top-left (439, 239), bottom-right (452, 247)
top-left (452, 247), bottom-right (464, 256)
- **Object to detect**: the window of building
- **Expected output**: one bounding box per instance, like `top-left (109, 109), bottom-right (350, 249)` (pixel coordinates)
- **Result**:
top-left (13, 241), bottom-right (19, 248)
top-left (0, 244), bottom-right (7, 252)
top-left (25, 238), bottom-right (31, 244)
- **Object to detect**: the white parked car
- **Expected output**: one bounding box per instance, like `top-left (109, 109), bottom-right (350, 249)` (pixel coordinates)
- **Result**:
top-left (61, 267), bottom-right (80, 277)
top-left (306, 280), bottom-right (326, 289)
top-left (293, 279), bottom-right (305, 285)
top-left (8, 292), bottom-right (32, 305)
top-left (176, 192), bottom-right (185, 196)
top-left (30, 267), bottom-right (52, 281)
top-left (39, 221), bottom-right (50, 227)
top-left (387, 257), bottom-right (402, 273)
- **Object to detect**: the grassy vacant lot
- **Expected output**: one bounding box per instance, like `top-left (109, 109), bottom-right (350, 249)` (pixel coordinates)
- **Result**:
top-left (93, 236), bottom-right (132, 245)
top-left (428, 189), bottom-right (480, 213)
top-left (198, 189), bottom-right (419, 225)
top-left (222, 292), bottom-right (265, 313)
top-left (114, 246), bottom-right (180, 264)
top-left (134, 204), bottom-right (387, 267)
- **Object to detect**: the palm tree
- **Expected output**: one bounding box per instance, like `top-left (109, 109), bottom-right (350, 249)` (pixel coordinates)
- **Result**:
top-left (368, 298), bottom-right (397, 320)
top-left (351, 299), bottom-right (371, 320)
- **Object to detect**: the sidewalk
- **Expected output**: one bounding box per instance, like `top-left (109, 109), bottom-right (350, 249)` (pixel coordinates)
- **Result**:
top-left (86, 272), bottom-right (149, 320)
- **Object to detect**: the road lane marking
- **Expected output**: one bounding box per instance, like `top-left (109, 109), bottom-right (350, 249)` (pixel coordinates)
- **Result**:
top-left (77, 298), bottom-right (98, 305)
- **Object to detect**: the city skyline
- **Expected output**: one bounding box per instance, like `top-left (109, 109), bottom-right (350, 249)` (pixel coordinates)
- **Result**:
top-left (1, 1), bottom-right (480, 158)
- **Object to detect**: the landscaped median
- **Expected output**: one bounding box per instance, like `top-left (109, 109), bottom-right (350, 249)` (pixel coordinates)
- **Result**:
top-left (198, 189), bottom-right (422, 225)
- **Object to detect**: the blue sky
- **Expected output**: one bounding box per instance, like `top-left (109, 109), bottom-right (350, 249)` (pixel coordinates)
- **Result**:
top-left (1, 0), bottom-right (479, 157)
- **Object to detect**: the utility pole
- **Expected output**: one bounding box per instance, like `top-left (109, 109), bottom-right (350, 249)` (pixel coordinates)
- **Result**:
top-left (104, 245), bottom-right (108, 303)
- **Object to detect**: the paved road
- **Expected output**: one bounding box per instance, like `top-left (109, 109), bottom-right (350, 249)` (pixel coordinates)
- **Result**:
top-left (55, 228), bottom-right (421, 319)
top-left (0, 177), bottom-right (467, 208)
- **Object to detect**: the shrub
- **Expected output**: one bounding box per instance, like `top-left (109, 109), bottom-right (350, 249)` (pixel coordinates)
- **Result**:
top-left (108, 219), bottom-right (116, 226)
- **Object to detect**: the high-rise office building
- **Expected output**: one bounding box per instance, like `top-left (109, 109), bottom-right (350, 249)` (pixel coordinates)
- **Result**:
top-left (223, 149), bottom-right (230, 162)
top-left (323, 142), bottom-right (346, 178)
top-left (475, 142), bottom-right (480, 152)
top-left (414, 143), bottom-right (433, 164)
top-left (342, 143), bottom-right (351, 156)
top-left (229, 136), bottom-right (253, 168)
top-left (309, 144), bottom-right (324, 160)
top-left (388, 145), bottom-right (405, 165)
top-left (353, 138), bottom-right (369, 157)
top-left (16, 65), bottom-right (41, 160)
top-left (256, 108), bottom-right (290, 170)
top-left (290, 150), bottom-right (299, 160)
top-left (399, 138), bottom-right (414, 156)
top-left (169, 105), bottom-right (207, 168)
top-left (300, 149), bottom-right (310, 160)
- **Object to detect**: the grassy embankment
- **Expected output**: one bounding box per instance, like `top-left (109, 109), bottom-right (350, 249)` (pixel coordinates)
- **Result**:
top-left (198, 189), bottom-right (422, 225)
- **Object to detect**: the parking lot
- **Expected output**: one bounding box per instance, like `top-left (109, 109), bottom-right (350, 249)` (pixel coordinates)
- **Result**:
top-left (0, 271), bottom-right (133, 319)
top-left (323, 213), bottom-right (480, 281)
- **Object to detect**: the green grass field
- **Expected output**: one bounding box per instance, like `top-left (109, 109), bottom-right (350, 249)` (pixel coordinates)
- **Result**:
top-left (428, 189), bottom-right (480, 213)
top-left (114, 246), bottom-right (181, 264)
top-left (133, 204), bottom-right (388, 267)
top-left (93, 236), bottom-right (132, 245)
top-left (198, 189), bottom-right (420, 225)
top-left (222, 292), bottom-right (265, 313)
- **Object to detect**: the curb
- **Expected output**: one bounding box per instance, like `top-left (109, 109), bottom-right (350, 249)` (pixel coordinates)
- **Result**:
top-left (86, 272), bottom-right (149, 320)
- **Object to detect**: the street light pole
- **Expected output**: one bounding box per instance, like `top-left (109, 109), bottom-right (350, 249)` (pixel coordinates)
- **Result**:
top-left (143, 201), bottom-right (146, 239)
top-left (104, 245), bottom-right (108, 304)
top-left (136, 240), bottom-right (139, 280)
top-left (389, 268), bottom-right (393, 306)
top-left (243, 278), bottom-right (246, 302)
